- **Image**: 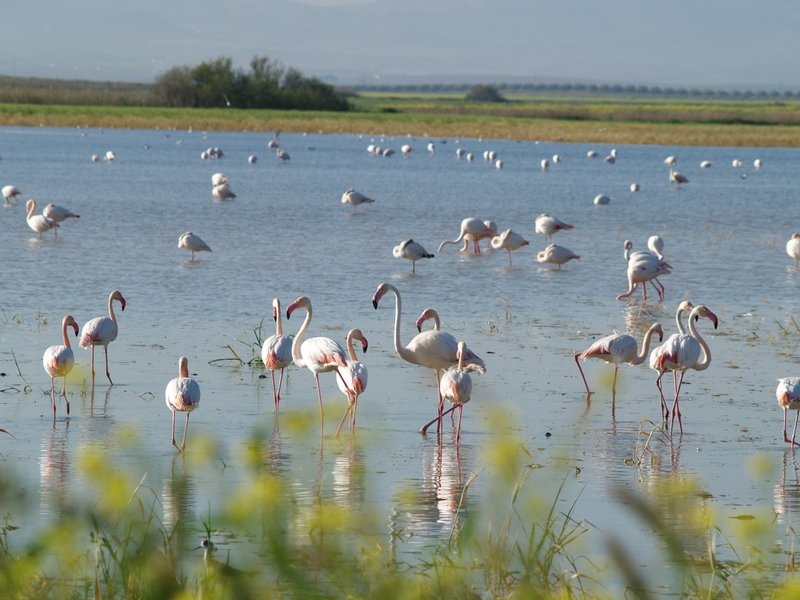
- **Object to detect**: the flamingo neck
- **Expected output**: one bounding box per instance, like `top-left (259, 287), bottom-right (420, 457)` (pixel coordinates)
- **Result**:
top-left (61, 321), bottom-right (71, 348)
top-left (676, 306), bottom-right (689, 334)
top-left (274, 301), bottom-right (284, 336)
top-left (107, 296), bottom-right (118, 324)
top-left (290, 305), bottom-right (312, 367)
top-left (345, 332), bottom-right (358, 361)
top-left (385, 285), bottom-right (414, 364)
top-left (26, 203), bottom-right (35, 219)
top-left (687, 311), bottom-right (712, 371)
top-left (634, 325), bottom-right (659, 365)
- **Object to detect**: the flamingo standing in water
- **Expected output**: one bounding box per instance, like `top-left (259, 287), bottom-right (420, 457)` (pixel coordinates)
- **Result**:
top-left (178, 231), bottom-right (212, 260)
top-left (165, 356), bottom-right (200, 451)
top-left (534, 213), bottom-right (573, 244)
top-left (490, 228), bottom-right (529, 267)
top-left (42, 315), bottom-right (79, 418)
top-left (616, 240), bottom-right (672, 302)
top-left (438, 217), bottom-right (497, 254)
top-left (393, 239), bottom-right (434, 273)
top-left (286, 296), bottom-right (348, 429)
top-left (42, 203), bottom-right (79, 238)
top-left (261, 298), bottom-right (293, 409)
top-left (416, 307), bottom-right (441, 332)
top-left (420, 341), bottom-right (473, 441)
top-left (786, 233), bottom-right (800, 267)
top-left (574, 322), bottom-right (664, 414)
top-left (79, 290), bottom-right (126, 384)
top-left (2, 184), bottom-right (21, 205)
top-left (669, 168), bottom-right (689, 185)
top-left (25, 199), bottom-right (59, 238)
top-left (371, 282), bottom-right (485, 432)
top-left (776, 378), bottom-right (800, 446)
top-left (336, 328), bottom-right (369, 435)
top-left (341, 188), bottom-right (375, 213)
top-left (649, 303), bottom-right (718, 433)
top-left (536, 244), bottom-right (580, 269)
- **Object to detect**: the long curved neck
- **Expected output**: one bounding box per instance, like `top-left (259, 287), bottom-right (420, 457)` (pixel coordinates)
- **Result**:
top-left (274, 300), bottom-right (284, 336)
top-left (290, 305), bottom-right (312, 366)
top-left (676, 306), bottom-right (688, 334)
top-left (687, 313), bottom-right (712, 371)
top-left (26, 202), bottom-right (35, 219)
top-left (61, 320), bottom-right (71, 348)
top-left (386, 286), bottom-right (414, 363)
top-left (107, 296), bottom-right (118, 323)
top-left (634, 325), bottom-right (659, 364)
top-left (345, 332), bottom-right (357, 361)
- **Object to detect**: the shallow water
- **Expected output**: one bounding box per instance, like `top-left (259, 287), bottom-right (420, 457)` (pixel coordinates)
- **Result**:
top-left (2, 125), bottom-right (800, 591)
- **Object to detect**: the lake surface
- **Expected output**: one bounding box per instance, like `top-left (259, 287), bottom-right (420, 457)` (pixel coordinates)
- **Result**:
top-left (1, 125), bottom-right (800, 593)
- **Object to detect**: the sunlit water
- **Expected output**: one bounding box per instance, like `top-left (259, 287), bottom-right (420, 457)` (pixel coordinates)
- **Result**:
top-left (2, 125), bottom-right (800, 592)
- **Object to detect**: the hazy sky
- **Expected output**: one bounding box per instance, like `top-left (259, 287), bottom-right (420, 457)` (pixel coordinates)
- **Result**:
top-left (4, 0), bottom-right (798, 88)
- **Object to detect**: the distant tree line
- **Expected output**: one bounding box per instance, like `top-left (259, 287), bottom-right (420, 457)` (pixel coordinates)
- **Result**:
top-left (152, 56), bottom-right (350, 111)
top-left (359, 81), bottom-right (800, 100)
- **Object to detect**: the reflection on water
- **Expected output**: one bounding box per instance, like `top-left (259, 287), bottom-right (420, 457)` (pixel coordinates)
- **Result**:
top-left (774, 449), bottom-right (800, 525)
top-left (39, 420), bottom-right (71, 520)
top-left (162, 455), bottom-right (196, 551)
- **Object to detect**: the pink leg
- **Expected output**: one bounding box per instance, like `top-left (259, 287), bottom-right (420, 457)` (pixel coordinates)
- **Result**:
top-left (421, 404), bottom-right (459, 434)
top-left (787, 409), bottom-right (800, 446)
top-left (655, 372), bottom-right (669, 422)
top-left (455, 404), bottom-right (464, 442)
top-left (50, 378), bottom-right (57, 419)
top-left (574, 354), bottom-right (591, 394)
top-left (90, 346), bottom-right (96, 379)
top-left (670, 372), bottom-right (687, 433)
top-left (180, 413), bottom-right (191, 450)
top-left (104, 346), bottom-right (113, 384)
top-left (314, 373), bottom-right (325, 429)
top-left (171, 410), bottom-right (177, 447)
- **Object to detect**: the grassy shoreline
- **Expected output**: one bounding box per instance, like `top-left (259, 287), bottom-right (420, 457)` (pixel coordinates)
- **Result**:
top-left (0, 102), bottom-right (798, 147)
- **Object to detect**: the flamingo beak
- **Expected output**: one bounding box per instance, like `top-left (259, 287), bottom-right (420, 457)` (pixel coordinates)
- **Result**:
top-left (657, 331), bottom-right (664, 342)
top-left (361, 339), bottom-right (369, 353)
top-left (272, 308), bottom-right (278, 322)
top-left (71, 323), bottom-right (79, 337)
top-left (372, 298), bottom-right (379, 309)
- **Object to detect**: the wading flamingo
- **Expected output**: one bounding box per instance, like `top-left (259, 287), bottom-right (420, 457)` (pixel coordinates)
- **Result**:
top-left (669, 168), bottom-right (689, 185)
top-left (416, 307), bottom-right (441, 332)
top-left (80, 290), bottom-right (126, 384)
top-left (371, 282), bottom-right (485, 432)
top-left (2, 184), bottom-right (21, 205)
top-left (786, 233), bottom-right (800, 268)
top-left (261, 298), bottom-right (293, 409)
top-left (178, 231), bottom-right (212, 260)
top-left (341, 188), bottom-right (375, 213)
top-left (616, 240), bottom-right (672, 302)
top-left (42, 315), bottom-right (79, 418)
top-left (420, 341), bottom-right (472, 441)
top-left (393, 239), bottom-right (434, 273)
top-left (42, 203), bottom-right (79, 238)
top-left (649, 304), bottom-right (718, 433)
top-left (490, 229), bottom-right (529, 267)
top-left (776, 378), bottom-right (800, 446)
top-left (25, 199), bottom-right (59, 238)
top-left (165, 356), bottom-right (200, 451)
top-left (534, 213), bottom-right (573, 244)
top-left (574, 322), bottom-right (664, 414)
top-left (336, 328), bottom-right (369, 435)
top-left (536, 244), bottom-right (580, 269)
top-left (438, 217), bottom-right (497, 254)
top-left (286, 296), bottom-right (348, 429)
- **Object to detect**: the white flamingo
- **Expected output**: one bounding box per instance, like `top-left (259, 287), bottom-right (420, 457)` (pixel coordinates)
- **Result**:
top-left (393, 239), bottom-right (434, 273)
top-left (341, 188), bottom-right (375, 213)
top-left (336, 328), bottom-right (369, 435)
top-left (669, 168), bottom-right (688, 184)
top-left (25, 199), bottom-right (59, 238)
top-left (438, 217), bottom-right (497, 254)
top-left (286, 295), bottom-right (348, 430)
top-left (776, 378), bottom-right (800, 446)
top-left (261, 298), bottom-right (293, 409)
top-left (42, 315), bottom-right (79, 418)
top-left (178, 231), bottom-right (212, 260)
top-left (165, 356), bottom-right (200, 451)
top-left (79, 290), bottom-right (126, 384)
top-left (534, 213), bottom-right (573, 244)
top-left (649, 303), bottom-right (718, 433)
top-left (420, 341), bottom-right (473, 441)
top-left (490, 228), bottom-right (529, 267)
top-left (536, 244), bottom-right (580, 269)
top-left (2, 185), bottom-right (21, 205)
top-left (42, 203), bottom-right (79, 238)
top-left (786, 233), bottom-right (800, 268)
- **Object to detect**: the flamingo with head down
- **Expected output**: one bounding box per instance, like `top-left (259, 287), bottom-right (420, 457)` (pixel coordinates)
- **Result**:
top-left (438, 217), bottom-right (497, 254)
top-left (776, 378), bottom-right (800, 446)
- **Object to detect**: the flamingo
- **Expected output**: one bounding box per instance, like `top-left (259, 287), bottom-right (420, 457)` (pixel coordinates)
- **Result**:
top-left (401, 144), bottom-right (413, 156)
top-left (593, 194), bottom-right (611, 205)
top-left (415, 307), bottom-right (441, 332)
top-left (776, 378), bottom-right (800, 446)
top-left (700, 160), bottom-right (713, 168)
top-left (754, 158), bottom-right (763, 169)
top-left (664, 155), bottom-right (677, 166)
top-left (669, 168), bottom-right (688, 185)
top-left (79, 290), bottom-right (126, 384)
top-left (261, 298), bottom-right (293, 409)
top-left (649, 303), bottom-right (718, 433)
top-left (276, 148), bottom-right (290, 162)
top-left (336, 328), bottom-right (369, 435)
top-left (574, 322), bottom-right (664, 412)
top-left (211, 173), bottom-right (228, 187)
top-left (630, 183), bottom-right (640, 192)
top-left (438, 217), bottom-right (497, 254)
top-left (616, 240), bottom-right (672, 302)
top-left (786, 233), bottom-right (800, 267)
top-left (534, 213), bottom-right (573, 244)
top-left (42, 203), bottom-right (79, 238)
top-left (165, 356), bottom-right (200, 451)
top-left (212, 181), bottom-right (236, 201)
top-left (490, 228), bottom-right (529, 267)
top-left (3, 184), bottom-right (21, 205)
top-left (420, 341), bottom-right (473, 441)
top-left (371, 282), bottom-right (485, 432)
top-left (341, 188), bottom-right (375, 213)
top-left (178, 231), bottom-right (212, 260)
top-left (393, 239), bottom-right (434, 273)
top-left (25, 199), bottom-right (59, 238)
top-left (286, 295), bottom-right (348, 428)
top-left (536, 244), bottom-right (580, 269)
top-left (42, 315), bottom-right (79, 418)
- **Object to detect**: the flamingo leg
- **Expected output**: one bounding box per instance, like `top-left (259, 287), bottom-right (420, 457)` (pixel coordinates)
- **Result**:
top-left (90, 346), bottom-right (96, 379)
top-left (314, 373), bottom-right (325, 429)
top-left (170, 410), bottom-right (177, 448)
top-left (456, 404), bottom-right (464, 443)
top-left (62, 376), bottom-right (70, 415)
top-left (104, 346), bottom-right (113, 385)
top-left (611, 366), bottom-right (619, 417)
top-left (507, 250), bottom-right (513, 268)
top-left (655, 371), bottom-right (669, 423)
top-left (276, 369), bottom-right (285, 408)
top-left (788, 409), bottom-right (800, 447)
top-left (472, 239), bottom-right (480, 254)
top-left (50, 377), bottom-right (57, 419)
top-left (670, 372), bottom-right (687, 434)
top-left (420, 404), bottom-right (459, 434)
top-left (180, 413), bottom-right (191, 451)
top-left (574, 355), bottom-right (592, 394)
top-left (336, 392), bottom-right (354, 436)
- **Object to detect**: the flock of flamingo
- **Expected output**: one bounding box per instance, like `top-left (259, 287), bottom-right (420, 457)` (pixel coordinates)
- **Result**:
top-left (6, 140), bottom-right (799, 453)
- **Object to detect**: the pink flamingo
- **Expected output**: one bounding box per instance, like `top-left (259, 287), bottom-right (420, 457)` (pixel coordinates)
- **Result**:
top-left (25, 199), bottom-right (59, 238)
top-left (776, 378), bottom-right (800, 446)
top-left (438, 217), bottom-right (497, 254)
top-left (649, 303), bottom-right (718, 433)
top-left (574, 322), bottom-right (664, 412)
top-left (616, 240), bottom-right (672, 302)
top-left (79, 290), bottom-right (126, 384)
top-left (286, 295), bottom-right (348, 429)
top-left (490, 229), bottom-right (529, 267)
top-left (165, 356), bottom-right (200, 451)
top-left (42, 203), bottom-right (79, 239)
top-left (420, 341), bottom-right (473, 440)
top-left (534, 213), bottom-right (573, 244)
top-left (336, 328), bottom-right (369, 435)
top-left (42, 315), bottom-right (79, 418)
top-left (261, 298), bottom-right (293, 409)
top-left (2, 184), bottom-right (21, 205)
top-left (371, 282), bottom-right (485, 433)
top-left (415, 307), bottom-right (441, 332)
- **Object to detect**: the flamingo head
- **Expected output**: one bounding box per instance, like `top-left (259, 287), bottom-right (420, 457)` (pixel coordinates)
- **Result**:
top-left (272, 297), bottom-right (280, 322)
top-left (372, 282), bottom-right (389, 309)
top-left (693, 305), bottom-right (719, 330)
top-left (286, 296), bottom-right (310, 319)
top-left (64, 315), bottom-right (79, 337)
top-left (415, 307), bottom-right (439, 332)
top-left (111, 290), bottom-right (126, 311)
top-left (678, 300), bottom-right (694, 314)
top-left (351, 328), bottom-right (368, 353)
top-left (652, 323), bottom-right (664, 342)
